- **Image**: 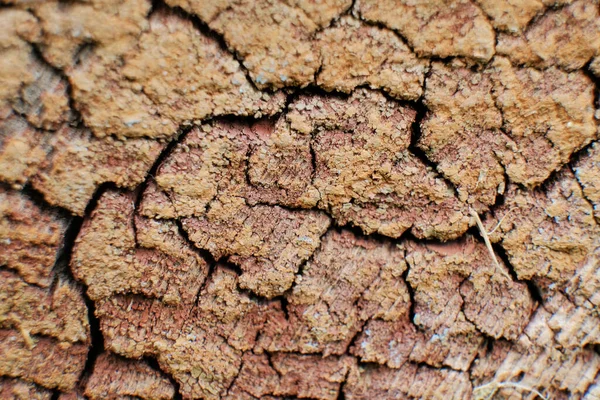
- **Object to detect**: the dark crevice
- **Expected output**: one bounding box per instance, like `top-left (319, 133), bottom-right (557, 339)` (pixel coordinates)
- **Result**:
top-left (81, 295), bottom-right (104, 386)
top-left (279, 295), bottom-right (290, 320)
top-left (265, 352), bottom-right (282, 380)
top-left (174, 219), bottom-right (218, 267)
top-left (43, 181), bottom-right (114, 389)
top-left (18, 182), bottom-right (73, 220)
top-left (336, 366), bottom-right (351, 400)
top-left (331, 221), bottom-right (398, 247)
top-left (49, 214), bottom-right (83, 287)
top-left (401, 263), bottom-right (418, 330)
top-left (492, 243), bottom-right (544, 305)
top-left (525, 280), bottom-right (545, 306)
top-left (490, 243), bottom-right (519, 282)
top-left (406, 89), bottom-right (462, 200)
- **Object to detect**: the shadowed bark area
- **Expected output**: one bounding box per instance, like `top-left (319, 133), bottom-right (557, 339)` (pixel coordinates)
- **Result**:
top-left (1, 0), bottom-right (600, 399)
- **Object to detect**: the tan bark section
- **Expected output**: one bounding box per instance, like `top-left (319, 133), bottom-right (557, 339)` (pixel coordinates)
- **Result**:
top-left (1, 0), bottom-right (600, 399)
top-left (84, 353), bottom-right (175, 400)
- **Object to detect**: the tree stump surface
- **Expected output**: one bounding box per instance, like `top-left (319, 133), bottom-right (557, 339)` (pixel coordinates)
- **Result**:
top-left (1, 0), bottom-right (600, 399)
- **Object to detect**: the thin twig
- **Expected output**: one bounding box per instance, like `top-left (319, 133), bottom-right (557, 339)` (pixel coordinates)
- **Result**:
top-left (474, 380), bottom-right (550, 400)
top-left (19, 326), bottom-right (35, 349)
top-left (470, 208), bottom-right (512, 280)
top-left (487, 208), bottom-right (514, 235)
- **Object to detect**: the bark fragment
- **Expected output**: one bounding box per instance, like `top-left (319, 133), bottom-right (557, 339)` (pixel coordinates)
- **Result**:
top-left (316, 16), bottom-right (428, 100)
top-left (84, 352), bottom-right (175, 400)
top-left (95, 266), bottom-right (276, 400)
top-left (496, 0), bottom-right (600, 70)
top-left (68, 9), bottom-right (285, 140)
top-left (227, 353), bottom-right (354, 400)
top-left (420, 61), bottom-right (506, 209)
top-left (0, 114), bottom-right (54, 190)
top-left (166, 0), bottom-right (351, 89)
top-left (355, 0), bottom-right (496, 62)
top-left (344, 362), bottom-right (473, 400)
top-left (475, 0), bottom-right (573, 34)
top-left (32, 125), bottom-right (166, 215)
top-left (295, 89), bottom-right (469, 239)
top-left (419, 58), bottom-right (597, 208)
top-left (0, 331), bottom-right (88, 391)
top-left (257, 229), bottom-right (409, 355)
top-left (0, 270), bottom-right (89, 343)
top-left (0, 378), bottom-right (53, 400)
top-left (487, 169), bottom-right (599, 284)
top-left (72, 190), bottom-right (209, 303)
top-left (0, 187), bottom-right (67, 287)
top-left (575, 142), bottom-right (600, 222)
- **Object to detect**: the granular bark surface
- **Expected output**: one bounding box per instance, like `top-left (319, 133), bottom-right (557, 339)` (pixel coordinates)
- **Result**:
top-left (1, 0), bottom-right (600, 399)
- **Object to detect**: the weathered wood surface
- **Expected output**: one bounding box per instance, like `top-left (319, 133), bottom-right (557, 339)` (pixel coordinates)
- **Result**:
top-left (1, 0), bottom-right (600, 398)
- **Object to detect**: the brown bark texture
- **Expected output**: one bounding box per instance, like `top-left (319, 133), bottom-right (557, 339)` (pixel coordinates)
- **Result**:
top-left (1, 0), bottom-right (600, 399)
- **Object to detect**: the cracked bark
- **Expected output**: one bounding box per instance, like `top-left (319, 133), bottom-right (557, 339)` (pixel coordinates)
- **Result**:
top-left (1, 0), bottom-right (600, 399)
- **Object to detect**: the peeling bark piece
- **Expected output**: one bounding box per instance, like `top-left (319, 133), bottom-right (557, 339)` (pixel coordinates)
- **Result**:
top-left (183, 198), bottom-right (330, 298)
top-left (0, 187), bottom-right (68, 287)
top-left (575, 142), bottom-right (600, 222)
top-left (96, 267), bottom-right (275, 400)
top-left (491, 57), bottom-right (597, 186)
top-left (407, 239), bottom-right (533, 340)
top-left (0, 114), bottom-right (55, 189)
top-left (316, 16), bottom-right (428, 100)
top-left (488, 169), bottom-right (600, 283)
top-left (471, 306), bottom-right (600, 399)
top-left (289, 89), bottom-right (469, 239)
top-left (72, 190), bottom-right (208, 303)
top-left (33, 0), bottom-right (151, 69)
top-left (196, 267), bottom-right (274, 352)
top-left (355, 0), bottom-right (495, 62)
top-left (85, 353), bottom-right (175, 400)
top-left (0, 329), bottom-right (88, 391)
top-left (0, 378), bottom-right (53, 400)
top-left (344, 362), bottom-right (473, 400)
top-left (168, 0), bottom-right (351, 89)
top-left (475, 0), bottom-right (573, 34)
top-left (31, 125), bottom-right (164, 216)
top-left (258, 230), bottom-right (409, 355)
top-left (0, 270), bottom-right (89, 343)
top-left (419, 61), bottom-right (507, 208)
top-left (230, 353), bottom-right (354, 400)
top-left (70, 10), bottom-right (285, 140)
top-left (496, 0), bottom-right (600, 70)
